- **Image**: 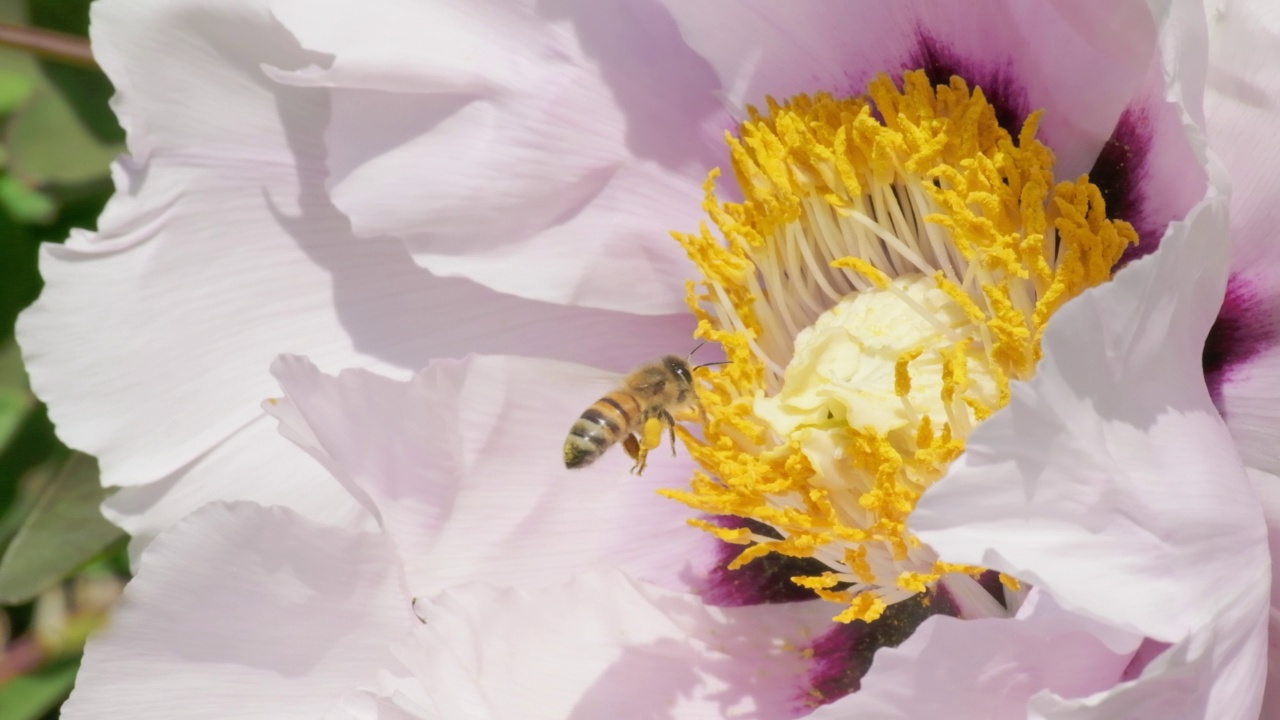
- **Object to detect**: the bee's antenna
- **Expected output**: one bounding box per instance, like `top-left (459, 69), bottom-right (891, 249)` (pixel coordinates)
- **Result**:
top-left (687, 341), bottom-right (706, 360)
top-left (693, 361), bottom-right (732, 370)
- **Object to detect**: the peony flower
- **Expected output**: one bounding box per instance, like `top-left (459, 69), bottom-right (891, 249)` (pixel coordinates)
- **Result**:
top-left (16, 0), bottom-right (1280, 716)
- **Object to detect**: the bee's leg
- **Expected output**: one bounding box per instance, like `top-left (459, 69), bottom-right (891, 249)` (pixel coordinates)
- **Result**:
top-left (623, 433), bottom-right (649, 474)
top-left (660, 410), bottom-right (677, 457)
top-left (672, 404), bottom-right (706, 425)
top-left (631, 444), bottom-right (651, 475)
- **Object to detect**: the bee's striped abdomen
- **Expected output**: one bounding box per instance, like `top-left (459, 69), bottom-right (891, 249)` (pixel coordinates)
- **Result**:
top-left (564, 392), bottom-right (642, 468)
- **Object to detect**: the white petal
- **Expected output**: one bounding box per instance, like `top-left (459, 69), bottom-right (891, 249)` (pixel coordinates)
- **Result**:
top-left (914, 93), bottom-right (1244, 641)
top-left (269, 0), bottom-right (727, 315)
top-left (397, 572), bottom-right (834, 719)
top-left (267, 354), bottom-right (721, 597)
top-left (18, 0), bottom-right (353, 490)
top-left (62, 503), bottom-right (415, 719)
top-left (100, 417), bottom-right (373, 559)
top-left (912, 114), bottom-right (1270, 716)
top-left (327, 689), bottom-right (437, 720)
top-left (807, 591), bottom-right (1139, 720)
top-left (1247, 467), bottom-right (1280, 717)
top-left (16, 0), bottom-right (695, 548)
top-left (1027, 592), bottom-right (1268, 720)
top-left (1202, 0), bottom-right (1280, 477)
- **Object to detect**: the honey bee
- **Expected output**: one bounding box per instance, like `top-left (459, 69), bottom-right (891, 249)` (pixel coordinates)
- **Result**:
top-left (564, 355), bottom-right (702, 474)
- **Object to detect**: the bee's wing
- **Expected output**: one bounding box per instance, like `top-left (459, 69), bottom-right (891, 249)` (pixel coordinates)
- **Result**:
top-left (568, 368), bottom-right (625, 404)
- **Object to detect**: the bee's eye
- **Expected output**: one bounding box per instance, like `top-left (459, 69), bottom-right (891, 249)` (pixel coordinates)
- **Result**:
top-left (674, 364), bottom-right (692, 385)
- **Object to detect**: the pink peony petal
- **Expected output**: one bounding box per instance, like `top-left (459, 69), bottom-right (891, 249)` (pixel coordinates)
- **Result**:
top-left (805, 591), bottom-right (1138, 719)
top-left (658, 0), bottom-right (1157, 177)
top-left (16, 0), bottom-right (364, 492)
top-left (1026, 597), bottom-right (1268, 720)
top-left (395, 572), bottom-right (835, 719)
top-left (1201, 0), bottom-right (1280, 478)
top-left (911, 122), bottom-right (1270, 716)
top-left (329, 692), bottom-right (437, 720)
top-left (62, 503), bottom-right (416, 719)
top-left (1247, 467), bottom-right (1280, 717)
top-left (100, 417), bottom-right (373, 556)
top-left (266, 354), bottom-right (721, 597)
top-left (269, 0), bottom-right (729, 315)
top-left (15, 0), bottom-right (695, 549)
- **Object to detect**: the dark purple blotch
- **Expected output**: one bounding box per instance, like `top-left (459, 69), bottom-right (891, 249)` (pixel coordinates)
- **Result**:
top-left (974, 569), bottom-right (1008, 609)
top-left (1204, 275), bottom-right (1280, 409)
top-left (694, 516), bottom-right (831, 607)
top-left (1088, 108), bottom-right (1162, 263)
top-left (801, 587), bottom-right (961, 709)
top-left (906, 30), bottom-right (1030, 136)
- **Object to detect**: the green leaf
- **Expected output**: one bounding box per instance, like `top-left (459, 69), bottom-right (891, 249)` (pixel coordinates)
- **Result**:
top-left (0, 453), bottom-right (122, 604)
top-left (0, 337), bottom-right (61, 525)
top-left (0, 1), bottom-right (121, 186)
top-left (0, 657), bottom-right (79, 720)
top-left (0, 174), bottom-right (54, 223)
top-left (27, 0), bottom-right (122, 144)
top-left (0, 69), bottom-right (33, 117)
top-left (0, 186), bottom-right (36, 344)
top-left (0, 337), bottom-right (25, 386)
top-left (6, 84), bottom-right (120, 184)
top-left (0, 459), bottom-right (49, 549)
top-left (0, 388), bottom-right (33, 457)
top-left (22, 0), bottom-right (89, 38)
top-left (0, 340), bottom-right (34, 456)
top-left (0, 407), bottom-right (59, 540)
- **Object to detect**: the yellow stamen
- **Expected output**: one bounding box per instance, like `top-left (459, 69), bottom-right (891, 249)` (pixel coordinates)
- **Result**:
top-left (668, 70), bottom-right (1137, 622)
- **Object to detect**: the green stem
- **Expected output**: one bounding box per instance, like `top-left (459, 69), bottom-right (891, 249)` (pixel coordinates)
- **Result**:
top-left (0, 22), bottom-right (96, 69)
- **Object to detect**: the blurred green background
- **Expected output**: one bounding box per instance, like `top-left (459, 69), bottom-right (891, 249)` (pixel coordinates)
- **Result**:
top-left (0, 0), bottom-right (128, 717)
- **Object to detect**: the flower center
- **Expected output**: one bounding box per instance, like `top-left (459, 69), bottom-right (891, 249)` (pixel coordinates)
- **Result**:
top-left (667, 70), bottom-right (1137, 623)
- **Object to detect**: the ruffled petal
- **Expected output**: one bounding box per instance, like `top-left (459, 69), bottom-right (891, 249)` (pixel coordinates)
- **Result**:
top-left (62, 503), bottom-right (415, 719)
top-left (1026, 595), bottom-right (1268, 720)
top-left (328, 692), bottom-right (437, 720)
top-left (912, 128), bottom-right (1270, 715)
top-left (269, 0), bottom-right (728, 315)
top-left (659, 0), bottom-right (1158, 176)
top-left (394, 572), bottom-right (835, 719)
top-left (100, 417), bottom-right (373, 556)
top-left (1201, 0), bottom-right (1280, 477)
top-left (266, 354), bottom-right (721, 597)
top-left (1247, 467), bottom-right (1280, 718)
top-left (17, 0), bottom-right (357, 492)
top-left (15, 0), bottom-right (694, 548)
top-left (805, 591), bottom-right (1138, 719)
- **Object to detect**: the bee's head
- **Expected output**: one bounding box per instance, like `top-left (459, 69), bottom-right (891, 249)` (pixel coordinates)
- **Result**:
top-left (664, 356), bottom-right (694, 387)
